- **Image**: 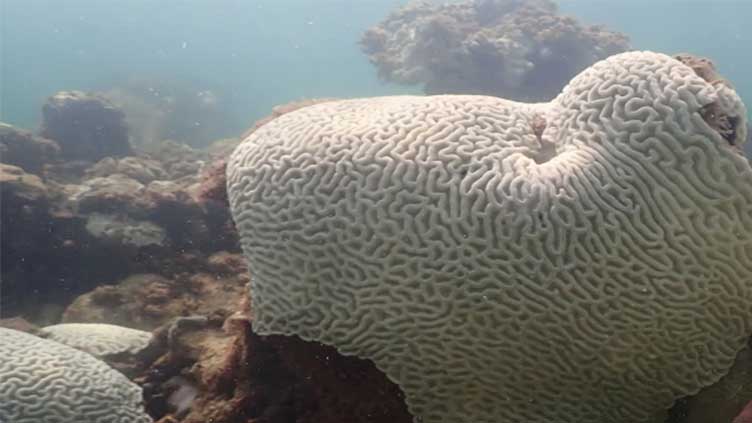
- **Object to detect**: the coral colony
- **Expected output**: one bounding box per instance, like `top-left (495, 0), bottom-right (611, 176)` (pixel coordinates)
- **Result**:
top-left (227, 52), bottom-right (752, 423)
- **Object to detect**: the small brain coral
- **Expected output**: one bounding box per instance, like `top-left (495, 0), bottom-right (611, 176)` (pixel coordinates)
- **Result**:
top-left (226, 51), bottom-right (752, 422)
top-left (40, 323), bottom-right (153, 357)
top-left (0, 328), bottom-right (153, 423)
top-left (361, 0), bottom-right (630, 101)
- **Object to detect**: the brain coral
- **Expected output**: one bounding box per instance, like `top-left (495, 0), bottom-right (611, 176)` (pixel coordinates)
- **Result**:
top-left (0, 328), bottom-right (153, 423)
top-left (226, 51), bottom-right (752, 422)
top-left (40, 323), bottom-right (153, 357)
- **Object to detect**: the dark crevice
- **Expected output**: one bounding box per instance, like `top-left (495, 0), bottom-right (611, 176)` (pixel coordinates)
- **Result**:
top-left (674, 53), bottom-right (744, 148)
top-left (531, 114), bottom-right (556, 164)
top-left (699, 106), bottom-right (740, 146)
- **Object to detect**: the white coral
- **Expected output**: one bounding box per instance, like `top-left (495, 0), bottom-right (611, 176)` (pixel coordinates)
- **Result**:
top-left (0, 328), bottom-right (153, 423)
top-left (40, 323), bottom-right (153, 357)
top-left (226, 51), bottom-right (752, 423)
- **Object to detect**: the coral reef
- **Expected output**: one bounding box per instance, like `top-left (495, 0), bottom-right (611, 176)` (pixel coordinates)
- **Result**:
top-left (0, 122), bottom-right (60, 173)
top-left (0, 99), bottom-right (329, 324)
top-left (0, 163), bottom-right (49, 204)
top-left (135, 307), bottom-right (411, 423)
top-left (87, 156), bottom-right (168, 184)
top-left (194, 159), bottom-right (230, 207)
top-left (31, 98), bottom-right (412, 423)
top-left (40, 323), bottom-right (154, 357)
top-left (4, 78), bottom-right (750, 423)
top-left (227, 52), bottom-right (751, 422)
top-left (84, 212), bottom-right (167, 248)
top-left (0, 119), bottom-right (238, 322)
top-left (0, 328), bottom-right (153, 423)
top-left (40, 90), bottom-right (132, 161)
top-left (62, 262), bottom-right (248, 331)
top-left (1, 162), bottom-right (61, 320)
top-left (361, 0), bottom-right (630, 101)
top-left (140, 139), bottom-right (208, 181)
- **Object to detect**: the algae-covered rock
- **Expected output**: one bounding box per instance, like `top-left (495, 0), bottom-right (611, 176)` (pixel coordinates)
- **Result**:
top-left (0, 122), bottom-right (60, 173)
top-left (0, 163), bottom-right (48, 202)
top-left (63, 265), bottom-right (248, 331)
top-left (361, 0), bottom-right (630, 100)
top-left (40, 90), bottom-right (132, 161)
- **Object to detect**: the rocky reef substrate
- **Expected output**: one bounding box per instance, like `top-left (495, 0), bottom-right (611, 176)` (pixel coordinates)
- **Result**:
top-left (2, 88), bottom-right (752, 422)
top-left (1, 96), bottom-right (412, 422)
top-left (361, 0), bottom-right (631, 101)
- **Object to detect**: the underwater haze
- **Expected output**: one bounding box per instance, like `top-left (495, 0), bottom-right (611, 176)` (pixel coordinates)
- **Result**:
top-left (2, 0), bottom-right (751, 144)
top-left (3, 1), bottom-right (752, 423)
top-left (0, 0), bottom-right (412, 142)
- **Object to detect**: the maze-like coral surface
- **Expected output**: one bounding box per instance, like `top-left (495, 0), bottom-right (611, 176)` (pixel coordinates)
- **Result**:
top-left (227, 51), bottom-right (752, 422)
top-left (0, 328), bottom-right (153, 423)
top-left (40, 323), bottom-right (153, 357)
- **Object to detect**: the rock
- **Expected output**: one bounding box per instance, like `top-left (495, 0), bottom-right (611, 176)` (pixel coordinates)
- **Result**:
top-left (361, 0), bottom-right (630, 100)
top-left (140, 140), bottom-right (206, 181)
top-left (85, 213), bottom-right (166, 248)
top-left (87, 156), bottom-right (167, 184)
top-left (70, 174), bottom-right (146, 215)
top-left (62, 267), bottom-right (248, 331)
top-left (42, 160), bottom-right (94, 184)
top-left (138, 308), bottom-right (411, 423)
top-left (0, 163), bottom-right (48, 203)
top-left (194, 159), bottom-right (228, 208)
top-left (204, 137), bottom-right (242, 159)
top-left (1, 99), bottom-right (239, 326)
top-left (67, 157), bottom-right (236, 253)
top-left (142, 171), bottom-right (238, 253)
top-left (40, 90), bottom-right (132, 161)
top-left (62, 274), bottom-right (185, 330)
top-left (0, 317), bottom-right (39, 333)
top-left (0, 122), bottom-right (60, 173)
top-left (206, 251), bottom-right (247, 276)
top-left (0, 163), bottom-right (95, 321)
top-left (0, 163), bottom-right (54, 273)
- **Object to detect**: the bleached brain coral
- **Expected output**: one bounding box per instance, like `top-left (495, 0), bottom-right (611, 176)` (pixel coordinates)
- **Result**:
top-left (40, 323), bottom-right (153, 357)
top-left (0, 328), bottom-right (153, 423)
top-left (226, 51), bottom-right (752, 422)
